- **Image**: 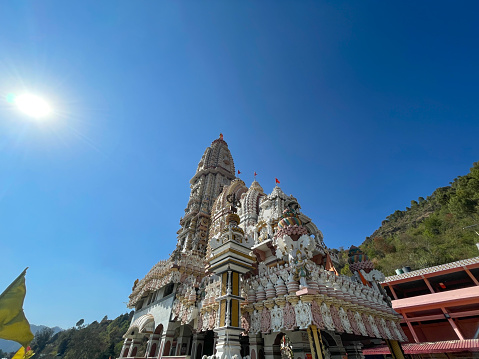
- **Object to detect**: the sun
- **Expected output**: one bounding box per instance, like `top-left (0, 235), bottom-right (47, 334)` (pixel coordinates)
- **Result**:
top-left (14, 93), bottom-right (52, 118)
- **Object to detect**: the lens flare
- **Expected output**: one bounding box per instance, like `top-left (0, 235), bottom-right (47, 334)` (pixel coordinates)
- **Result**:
top-left (14, 94), bottom-right (52, 118)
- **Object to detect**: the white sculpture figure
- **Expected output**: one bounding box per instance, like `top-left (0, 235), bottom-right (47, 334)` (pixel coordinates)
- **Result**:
top-left (251, 310), bottom-right (261, 334)
top-left (294, 300), bottom-right (312, 329)
top-left (381, 318), bottom-right (393, 339)
top-left (270, 305), bottom-right (284, 332)
top-left (297, 234), bottom-right (315, 258)
top-left (339, 307), bottom-right (353, 334)
top-left (320, 303), bottom-right (336, 331)
top-left (202, 312), bottom-right (210, 332)
top-left (293, 252), bottom-right (310, 288)
top-left (368, 315), bottom-right (381, 338)
top-left (258, 262), bottom-right (268, 276)
top-left (355, 312), bottom-right (368, 337)
top-left (276, 234), bottom-right (315, 263)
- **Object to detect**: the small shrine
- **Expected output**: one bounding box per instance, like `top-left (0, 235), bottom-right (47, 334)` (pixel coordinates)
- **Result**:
top-left (119, 135), bottom-right (407, 359)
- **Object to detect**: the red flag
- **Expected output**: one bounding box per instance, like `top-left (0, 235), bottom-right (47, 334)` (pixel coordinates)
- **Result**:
top-left (237, 170), bottom-right (241, 174)
top-left (254, 171), bottom-right (257, 177)
top-left (275, 178), bottom-right (280, 184)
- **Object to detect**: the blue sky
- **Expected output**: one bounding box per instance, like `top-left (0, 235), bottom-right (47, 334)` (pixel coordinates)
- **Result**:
top-left (0, 1), bottom-right (478, 329)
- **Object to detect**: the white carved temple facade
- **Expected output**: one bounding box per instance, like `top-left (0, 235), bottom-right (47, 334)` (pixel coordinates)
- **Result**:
top-left (119, 135), bottom-right (407, 359)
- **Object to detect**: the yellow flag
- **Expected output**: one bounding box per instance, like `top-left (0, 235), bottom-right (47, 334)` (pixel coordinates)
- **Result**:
top-left (11, 346), bottom-right (34, 359)
top-left (0, 268), bottom-right (34, 347)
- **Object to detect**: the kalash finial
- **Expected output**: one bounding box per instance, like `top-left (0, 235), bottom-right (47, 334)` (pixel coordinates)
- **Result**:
top-left (219, 133), bottom-right (223, 140)
top-left (275, 206), bottom-right (308, 241)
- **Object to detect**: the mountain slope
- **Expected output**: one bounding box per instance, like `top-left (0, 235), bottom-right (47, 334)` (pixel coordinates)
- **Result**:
top-left (360, 161), bottom-right (479, 276)
top-left (25, 313), bottom-right (133, 359)
top-left (0, 325), bottom-right (63, 353)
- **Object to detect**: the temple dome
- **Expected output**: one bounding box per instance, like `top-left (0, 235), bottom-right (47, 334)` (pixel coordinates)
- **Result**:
top-left (348, 245), bottom-right (374, 272)
top-left (277, 208), bottom-right (302, 228)
top-left (249, 179), bottom-right (263, 193)
top-left (240, 180), bottom-right (265, 225)
top-left (275, 208), bottom-right (308, 241)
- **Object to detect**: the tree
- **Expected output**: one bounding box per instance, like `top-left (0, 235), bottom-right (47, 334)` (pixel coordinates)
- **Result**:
top-left (448, 194), bottom-right (476, 218)
top-left (76, 319), bottom-right (85, 329)
top-left (31, 327), bottom-right (54, 353)
top-left (340, 263), bottom-right (352, 276)
top-left (58, 336), bottom-right (71, 356)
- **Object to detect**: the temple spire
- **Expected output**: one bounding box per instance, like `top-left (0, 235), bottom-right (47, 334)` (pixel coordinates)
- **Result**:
top-left (176, 136), bottom-right (236, 255)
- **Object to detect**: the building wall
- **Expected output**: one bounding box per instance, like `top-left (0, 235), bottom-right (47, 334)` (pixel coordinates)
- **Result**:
top-left (131, 293), bottom-right (175, 331)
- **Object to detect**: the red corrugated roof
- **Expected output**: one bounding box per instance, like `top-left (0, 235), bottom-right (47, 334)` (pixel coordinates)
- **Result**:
top-left (363, 339), bottom-right (479, 355)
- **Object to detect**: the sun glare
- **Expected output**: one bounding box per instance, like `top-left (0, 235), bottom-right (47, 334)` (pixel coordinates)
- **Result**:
top-left (14, 93), bottom-right (52, 118)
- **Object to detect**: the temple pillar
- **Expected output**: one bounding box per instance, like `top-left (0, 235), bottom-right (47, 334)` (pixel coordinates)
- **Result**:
top-left (208, 205), bottom-right (256, 359)
top-left (191, 333), bottom-right (205, 359)
top-left (128, 339), bottom-right (140, 357)
top-left (175, 336), bottom-right (184, 356)
top-left (262, 334), bottom-right (281, 359)
top-left (146, 334), bottom-right (161, 358)
top-left (120, 338), bottom-right (132, 358)
top-left (145, 334), bottom-right (154, 358)
top-left (248, 334), bottom-right (264, 359)
top-left (385, 339), bottom-right (405, 359)
top-left (214, 270), bottom-right (244, 359)
top-left (158, 333), bottom-right (167, 358)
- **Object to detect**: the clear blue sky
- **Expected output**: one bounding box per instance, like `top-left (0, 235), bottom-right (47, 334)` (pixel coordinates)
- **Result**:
top-left (0, 1), bottom-right (478, 329)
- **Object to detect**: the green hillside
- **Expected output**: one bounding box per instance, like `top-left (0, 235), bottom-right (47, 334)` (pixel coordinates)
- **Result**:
top-left (11, 313), bottom-right (134, 359)
top-left (359, 161), bottom-right (479, 276)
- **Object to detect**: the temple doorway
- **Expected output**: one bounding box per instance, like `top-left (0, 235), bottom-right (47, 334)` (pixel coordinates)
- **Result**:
top-left (203, 330), bottom-right (215, 356)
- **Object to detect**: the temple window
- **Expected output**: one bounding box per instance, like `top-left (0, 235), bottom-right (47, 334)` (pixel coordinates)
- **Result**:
top-left (164, 282), bottom-right (175, 297)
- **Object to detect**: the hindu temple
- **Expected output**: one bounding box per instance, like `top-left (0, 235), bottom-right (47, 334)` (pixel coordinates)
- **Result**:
top-left (119, 135), bottom-right (407, 359)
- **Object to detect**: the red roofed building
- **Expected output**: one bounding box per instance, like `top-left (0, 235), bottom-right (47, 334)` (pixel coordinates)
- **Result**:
top-left (364, 257), bottom-right (479, 358)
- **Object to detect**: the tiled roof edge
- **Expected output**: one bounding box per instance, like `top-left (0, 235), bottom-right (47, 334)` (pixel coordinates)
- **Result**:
top-left (382, 257), bottom-right (479, 283)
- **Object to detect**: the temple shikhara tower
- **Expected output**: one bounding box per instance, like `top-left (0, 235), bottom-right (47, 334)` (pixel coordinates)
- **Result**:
top-left (120, 135), bottom-right (407, 359)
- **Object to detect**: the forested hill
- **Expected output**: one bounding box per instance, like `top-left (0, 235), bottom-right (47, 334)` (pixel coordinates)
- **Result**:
top-left (359, 161), bottom-right (479, 276)
top-left (3, 313), bottom-right (134, 359)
